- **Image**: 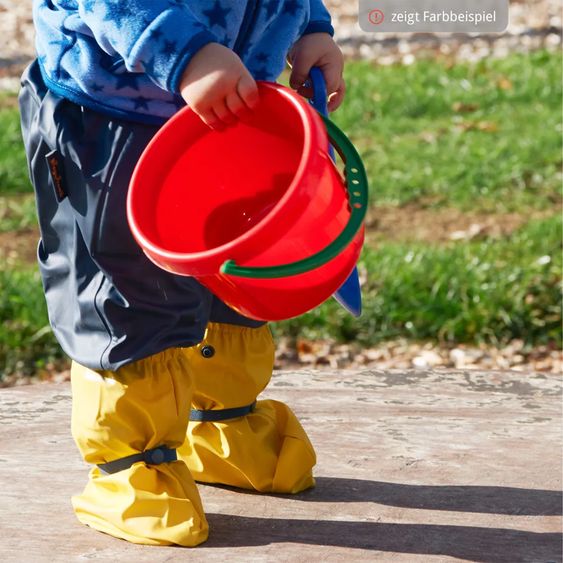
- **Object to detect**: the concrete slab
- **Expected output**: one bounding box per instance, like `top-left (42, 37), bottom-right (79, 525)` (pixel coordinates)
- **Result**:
top-left (0, 369), bottom-right (561, 562)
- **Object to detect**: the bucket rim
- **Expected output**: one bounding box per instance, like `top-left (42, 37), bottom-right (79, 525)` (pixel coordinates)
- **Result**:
top-left (127, 82), bottom-right (327, 269)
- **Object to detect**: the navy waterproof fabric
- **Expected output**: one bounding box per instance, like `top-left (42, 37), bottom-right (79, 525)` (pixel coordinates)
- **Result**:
top-left (19, 60), bottom-right (263, 372)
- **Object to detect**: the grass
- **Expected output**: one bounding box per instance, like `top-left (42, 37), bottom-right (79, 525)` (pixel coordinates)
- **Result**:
top-left (0, 93), bottom-right (30, 195)
top-left (334, 50), bottom-right (562, 211)
top-left (0, 50), bottom-right (561, 378)
top-left (0, 194), bottom-right (36, 232)
top-left (0, 268), bottom-right (62, 376)
top-left (274, 214), bottom-right (562, 347)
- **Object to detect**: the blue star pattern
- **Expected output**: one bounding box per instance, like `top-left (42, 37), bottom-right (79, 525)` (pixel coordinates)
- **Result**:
top-left (49, 33), bottom-right (77, 82)
top-left (149, 28), bottom-right (163, 41)
top-left (133, 96), bottom-right (150, 110)
top-left (203, 0), bottom-right (231, 29)
top-left (283, 0), bottom-right (300, 16)
top-left (161, 40), bottom-right (177, 58)
top-left (33, 0), bottom-right (332, 120)
top-left (252, 66), bottom-right (270, 81)
top-left (82, 0), bottom-right (97, 14)
top-left (115, 73), bottom-right (140, 91)
top-left (263, 0), bottom-right (279, 19)
top-left (49, 33), bottom-right (76, 52)
top-left (102, 1), bottom-right (135, 28)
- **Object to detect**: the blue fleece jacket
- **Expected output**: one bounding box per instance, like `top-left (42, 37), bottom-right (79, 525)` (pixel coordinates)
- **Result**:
top-left (33, 0), bottom-right (333, 124)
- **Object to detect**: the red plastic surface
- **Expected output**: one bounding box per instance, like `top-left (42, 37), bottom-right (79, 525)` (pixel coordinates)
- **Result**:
top-left (128, 82), bottom-right (364, 321)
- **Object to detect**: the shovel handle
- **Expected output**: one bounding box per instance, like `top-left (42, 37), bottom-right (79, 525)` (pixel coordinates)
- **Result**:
top-left (309, 66), bottom-right (336, 161)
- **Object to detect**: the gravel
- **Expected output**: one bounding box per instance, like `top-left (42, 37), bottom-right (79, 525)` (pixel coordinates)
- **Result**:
top-left (275, 336), bottom-right (562, 374)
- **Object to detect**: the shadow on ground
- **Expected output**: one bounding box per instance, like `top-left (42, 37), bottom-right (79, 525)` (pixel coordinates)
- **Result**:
top-left (302, 477), bottom-right (563, 516)
top-left (204, 476), bottom-right (563, 516)
top-left (203, 513), bottom-right (561, 561)
top-left (200, 477), bottom-right (562, 560)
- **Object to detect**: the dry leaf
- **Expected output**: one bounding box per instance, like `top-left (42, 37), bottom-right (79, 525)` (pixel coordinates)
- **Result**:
top-left (497, 77), bottom-right (514, 90)
top-left (297, 339), bottom-right (314, 354)
top-left (455, 120), bottom-right (499, 133)
top-left (452, 102), bottom-right (480, 113)
top-left (477, 121), bottom-right (499, 132)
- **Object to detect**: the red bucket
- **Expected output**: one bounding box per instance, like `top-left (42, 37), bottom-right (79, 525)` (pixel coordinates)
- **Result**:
top-left (127, 82), bottom-right (367, 321)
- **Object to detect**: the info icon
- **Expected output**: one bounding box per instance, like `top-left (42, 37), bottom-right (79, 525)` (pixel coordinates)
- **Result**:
top-left (368, 9), bottom-right (384, 25)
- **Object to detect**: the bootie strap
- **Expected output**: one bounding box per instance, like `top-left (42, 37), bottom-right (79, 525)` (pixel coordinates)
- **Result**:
top-left (189, 401), bottom-right (256, 422)
top-left (97, 446), bottom-right (177, 474)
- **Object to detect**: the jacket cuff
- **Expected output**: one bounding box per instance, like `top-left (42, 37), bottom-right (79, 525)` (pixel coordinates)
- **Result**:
top-left (167, 31), bottom-right (217, 93)
top-left (125, 7), bottom-right (218, 94)
top-left (301, 21), bottom-right (335, 37)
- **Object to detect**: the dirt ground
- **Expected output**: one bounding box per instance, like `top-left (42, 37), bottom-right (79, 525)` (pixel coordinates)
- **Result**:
top-left (2, 205), bottom-right (554, 270)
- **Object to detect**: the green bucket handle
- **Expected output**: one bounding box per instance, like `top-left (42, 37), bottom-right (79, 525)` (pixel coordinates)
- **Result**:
top-left (220, 115), bottom-right (368, 279)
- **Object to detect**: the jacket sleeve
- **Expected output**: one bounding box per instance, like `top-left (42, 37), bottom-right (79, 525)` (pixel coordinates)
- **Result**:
top-left (77, 1), bottom-right (217, 93)
top-left (302, 0), bottom-right (334, 36)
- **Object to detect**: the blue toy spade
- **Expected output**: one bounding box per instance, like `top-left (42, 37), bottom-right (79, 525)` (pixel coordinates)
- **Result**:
top-left (307, 67), bottom-right (363, 317)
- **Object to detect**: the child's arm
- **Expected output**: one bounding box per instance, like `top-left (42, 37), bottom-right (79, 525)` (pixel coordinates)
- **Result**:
top-left (76, 1), bottom-right (257, 130)
top-left (288, 0), bottom-right (345, 112)
top-left (76, 1), bottom-right (217, 96)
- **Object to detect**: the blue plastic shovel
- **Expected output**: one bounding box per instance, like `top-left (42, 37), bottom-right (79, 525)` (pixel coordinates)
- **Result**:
top-left (308, 67), bottom-right (363, 317)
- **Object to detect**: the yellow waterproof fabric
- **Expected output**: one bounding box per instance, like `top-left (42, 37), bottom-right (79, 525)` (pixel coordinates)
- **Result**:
top-left (178, 323), bottom-right (316, 493)
top-left (70, 350), bottom-right (208, 546)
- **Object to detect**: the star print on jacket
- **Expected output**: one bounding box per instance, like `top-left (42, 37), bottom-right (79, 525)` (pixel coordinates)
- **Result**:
top-left (252, 66), bottom-right (271, 81)
top-left (263, 0), bottom-right (279, 19)
top-left (283, 0), bottom-right (300, 16)
top-left (34, 0), bottom-right (334, 123)
top-left (203, 1), bottom-right (231, 29)
top-left (102, 2), bottom-right (135, 28)
top-left (161, 40), bottom-right (178, 58)
top-left (115, 73), bottom-right (140, 91)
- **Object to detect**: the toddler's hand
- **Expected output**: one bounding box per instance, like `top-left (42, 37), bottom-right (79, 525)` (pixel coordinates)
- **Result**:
top-left (288, 33), bottom-right (345, 112)
top-left (179, 43), bottom-right (259, 130)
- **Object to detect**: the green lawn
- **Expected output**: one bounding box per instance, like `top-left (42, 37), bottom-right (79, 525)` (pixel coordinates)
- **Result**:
top-left (334, 50), bottom-right (562, 211)
top-left (275, 214), bottom-right (562, 346)
top-left (1, 50), bottom-right (561, 378)
top-left (0, 94), bottom-right (29, 195)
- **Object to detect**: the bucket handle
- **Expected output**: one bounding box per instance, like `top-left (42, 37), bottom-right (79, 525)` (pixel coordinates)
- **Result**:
top-left (220, 115), bottom-right (368, 278)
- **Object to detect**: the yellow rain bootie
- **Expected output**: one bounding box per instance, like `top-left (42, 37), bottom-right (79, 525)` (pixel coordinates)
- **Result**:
top-left (177, 323), bottom-right (316, 494)
top-left (70, 349), bottom-right (208, 546)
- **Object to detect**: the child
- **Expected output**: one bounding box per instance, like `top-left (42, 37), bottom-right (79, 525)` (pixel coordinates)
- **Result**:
top-left (20, 0), bottom-right (345, 547)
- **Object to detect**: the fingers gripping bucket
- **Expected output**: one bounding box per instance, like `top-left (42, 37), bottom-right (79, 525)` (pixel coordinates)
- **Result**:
top-left (127, 83), bottom-right (367, 321)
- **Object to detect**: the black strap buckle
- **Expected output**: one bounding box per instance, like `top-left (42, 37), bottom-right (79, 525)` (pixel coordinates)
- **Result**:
top-left (189, 401), bottom-right (256, 422)
top-left (97, 445), bottom-right (177, 474)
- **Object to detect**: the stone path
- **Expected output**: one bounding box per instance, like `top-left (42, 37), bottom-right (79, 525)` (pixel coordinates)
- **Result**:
top-left (0, 369), bottom-right (561, 561)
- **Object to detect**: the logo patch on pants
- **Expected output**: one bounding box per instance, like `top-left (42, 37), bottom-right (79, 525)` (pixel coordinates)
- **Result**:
top-left (45, 149), bottom-right (67, 202)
